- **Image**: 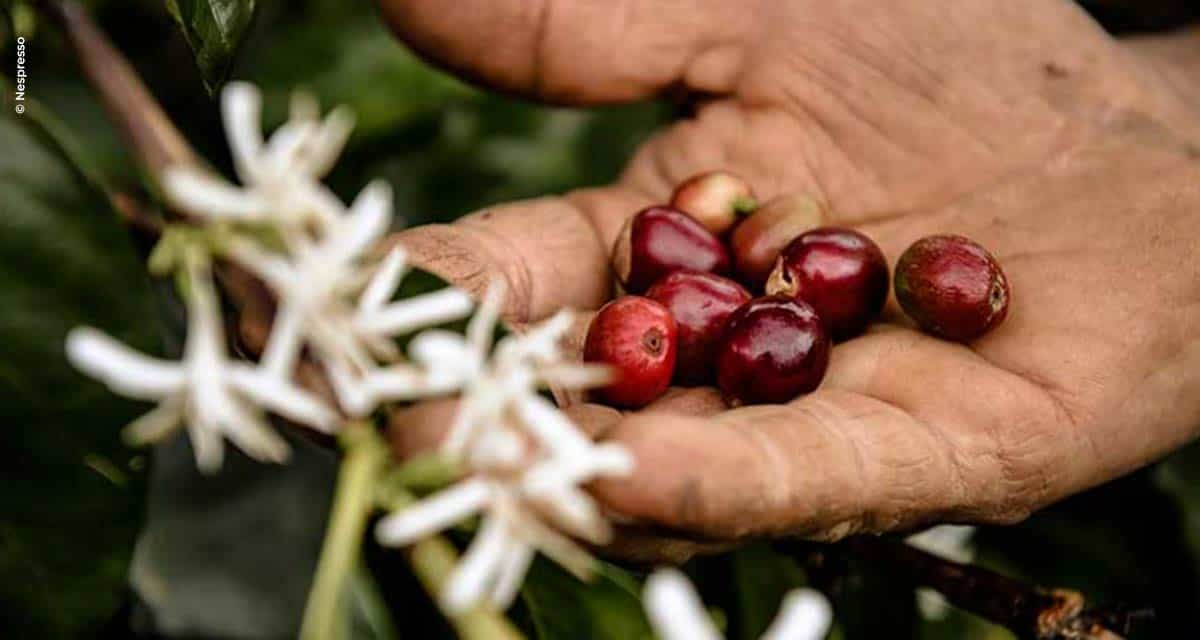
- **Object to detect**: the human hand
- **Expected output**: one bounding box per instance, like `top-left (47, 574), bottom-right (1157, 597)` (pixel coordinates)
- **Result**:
top-left (377, 0), bottom-right (1200, 554)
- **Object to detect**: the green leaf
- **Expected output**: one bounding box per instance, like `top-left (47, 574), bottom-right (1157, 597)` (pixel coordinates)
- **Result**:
top-left (728, 544), bottom-right (807, 639)
top-left (0, 98), bottom-right (160, 636)
top-left (519, 558), bottom-right (654, 640)
top-left (1157, 443), bottom-right (1200, 571)
top-left (165, 0), bottom-right (256, 91)
top-left (129, 431), bottom-right (338, 636)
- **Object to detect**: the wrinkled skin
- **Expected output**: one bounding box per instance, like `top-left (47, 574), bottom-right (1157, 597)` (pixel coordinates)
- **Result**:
top-left (375, 0), bottom-right (1200, 558)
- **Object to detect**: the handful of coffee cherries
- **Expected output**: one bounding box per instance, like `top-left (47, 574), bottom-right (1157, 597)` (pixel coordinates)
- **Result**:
top-left (584, 171), bottom-right (1011, 408)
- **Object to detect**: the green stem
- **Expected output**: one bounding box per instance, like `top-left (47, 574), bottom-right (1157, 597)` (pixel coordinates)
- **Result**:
top-left (303, 426), bottom-right (524, 640)
top-left (732, 196), bottom-right (759, 216)
top-left (300, 423), bottom-right (389, 640)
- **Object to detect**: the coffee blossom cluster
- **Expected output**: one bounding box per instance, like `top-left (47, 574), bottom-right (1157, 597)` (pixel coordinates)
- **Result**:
top-left (65, 82), bottom-right (629, 615)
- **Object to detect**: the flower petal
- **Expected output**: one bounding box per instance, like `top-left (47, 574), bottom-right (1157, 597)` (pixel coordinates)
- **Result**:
top-left (226, 238), bottom-right (295, 291)
top-left (358, 246), bottom-right (408, 313)
top-left (161, 167), bottom-right (271, 220)
top-left (262, 120), bottom-right (317, 179)
top-left (760, 589), bottom-right (833, 640)
top-left (488, 538), bottom-right (534, 610)
top-left (467, 278), bottom-right (505, 356)
top-left (324, 360), bottom-right (376, 417)
top-left (513, 394), bottom-right (591, 456)
top-left (375, 478), bottom-right (492, 546)
top-left (300, 106), bottom-right (355, 178)
top-left (122, 395), bottom-right (185, 445)
top-left (527, 484), bottom-right (611, 544)
top-left (331, 180), bottom-right (392, 263)
top-left (221, 81), bottom-right (266, 184)
top-left (356, 288), bottom-right (474, 337)
top-left (906, 525), bottom-right (976, 564)
top-left (407, 330), bottom-right (471, 368)
top-left (441, 513), bottom-right (511, 614)
top-left (467, 425), bottom-right (527, 471)
top-left (289, 90), bottom-right (319, 122)
top-left (440, 395), bottom-right (484, 459)
top-left (643, 569), bottom-right (723, 640)
top-left (294, 182), bottom-right (348, 228)
top-left (537, 362), bottom-right (614, 391)
top-left (208, 387), bottom-right (292, 465)
top-left (257, 304), bottom-right (305, 380)
top-left (507, 507), bottom-right (595, 580)
top-left (66, 327), bottom-right (185, 399)
top-left (187, 419), bottom-right (226, 474)
top-left (364, 365), bottom-right (463, 402)
top-left (496, 309), bottom-right (572, 365)
top-left (229, 365), bottom-right (338, 433)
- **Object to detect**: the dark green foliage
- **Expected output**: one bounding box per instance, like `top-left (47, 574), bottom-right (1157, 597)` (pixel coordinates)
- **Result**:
top-left (0, 98), bottom-right (159, 637)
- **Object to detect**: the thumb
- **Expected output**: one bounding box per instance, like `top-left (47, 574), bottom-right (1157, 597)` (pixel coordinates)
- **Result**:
top-left (391, 186), bottom-right (649, 325)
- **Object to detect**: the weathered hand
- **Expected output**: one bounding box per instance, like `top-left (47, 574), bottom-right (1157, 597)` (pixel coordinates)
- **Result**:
top-left (378, 0), bottom-right (1200, 553)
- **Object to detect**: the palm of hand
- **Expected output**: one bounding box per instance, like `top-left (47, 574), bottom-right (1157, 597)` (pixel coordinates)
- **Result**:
top-left (382, 0), bottom-right (1200, 546)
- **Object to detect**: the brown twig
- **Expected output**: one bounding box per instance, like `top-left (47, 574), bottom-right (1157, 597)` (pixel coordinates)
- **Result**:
top-left (108, 190), bottom-right (165, 238)
top-left (36, 0), bottom-right (196, 176)
top-left (782, 537), bottom-right (1151, 640)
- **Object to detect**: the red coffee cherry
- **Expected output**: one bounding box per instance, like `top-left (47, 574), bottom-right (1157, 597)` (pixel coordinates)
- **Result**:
top-left (894, 234), bottom-right (1010, 342)
top-left (646, 270), bottom-right (752, 386)
top-left (584, 296), bottom-right (677, 408)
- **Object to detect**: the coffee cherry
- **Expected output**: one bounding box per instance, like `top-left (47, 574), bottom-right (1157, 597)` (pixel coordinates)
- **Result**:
top-left (669, 170), bottom-right (757, 235)
top-left (584, 296), bottom-right (677, 408)
top-left (613, 206), bottom-right (732, 294)
top-left (765, 227), bottom-right (888, 341)
top-left (646, 270), bottom-right (752, 386)
top-left (716, 296), bottom-right (831, 406)
top-left (894, 234), bottom-right (1010, 342)
top-left (731, 194), bottom-right (824, 287)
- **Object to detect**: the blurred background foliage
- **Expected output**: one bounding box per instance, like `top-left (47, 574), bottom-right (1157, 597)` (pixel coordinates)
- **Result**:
top-left (1, 0), bottom-right (1199, 638)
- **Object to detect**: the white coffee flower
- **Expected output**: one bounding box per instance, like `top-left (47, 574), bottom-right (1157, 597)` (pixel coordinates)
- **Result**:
top-left (226, 179), bottom-right (474, 412)
top-left (373, 286), bottom-right (628, 614)
top-left (359, 281), bottom-right (611, 456)
top-left (66, 256), bottom-right (337, 473)
top-left (161, 82), bottom-right (353, 230)
top-left (375, 440), bottom-right (633, 614)
top-left (644, 568), bottom-right (833, 640)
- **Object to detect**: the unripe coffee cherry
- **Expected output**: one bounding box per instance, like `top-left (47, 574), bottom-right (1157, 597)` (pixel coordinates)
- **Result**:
top-left (669, 170), bottom-right (757, 235)
top-left (765, 227), bottom-right (889, 341)
top-left (731, 194), bottom-right (824, 287)
top-left (584, 296), bottom-right (677, 408)
top-left (646, 270), bottom-right (752, 386)
top-left (716, 296), bottom-right (831, 406)
top-left (894, 234), bottom-right (1010, 342)
top-left (612, 206), bottom-right (731, 293)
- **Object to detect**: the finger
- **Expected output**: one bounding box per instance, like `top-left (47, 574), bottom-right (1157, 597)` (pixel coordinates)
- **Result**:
top-left (590, 327), bottom-right (1078, 541)
top-left (389, 396), bottom-right (459, 459)
top-left (602, 525), bottom-right (736, 565)
top-left (376, 0), bottom-right (758, 104)
top-left (390, 186), bottom-right (650, 325)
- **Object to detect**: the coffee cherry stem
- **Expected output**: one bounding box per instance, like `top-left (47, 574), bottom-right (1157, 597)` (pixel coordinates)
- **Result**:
top-left (732, 196), bottom-right (759, 216)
